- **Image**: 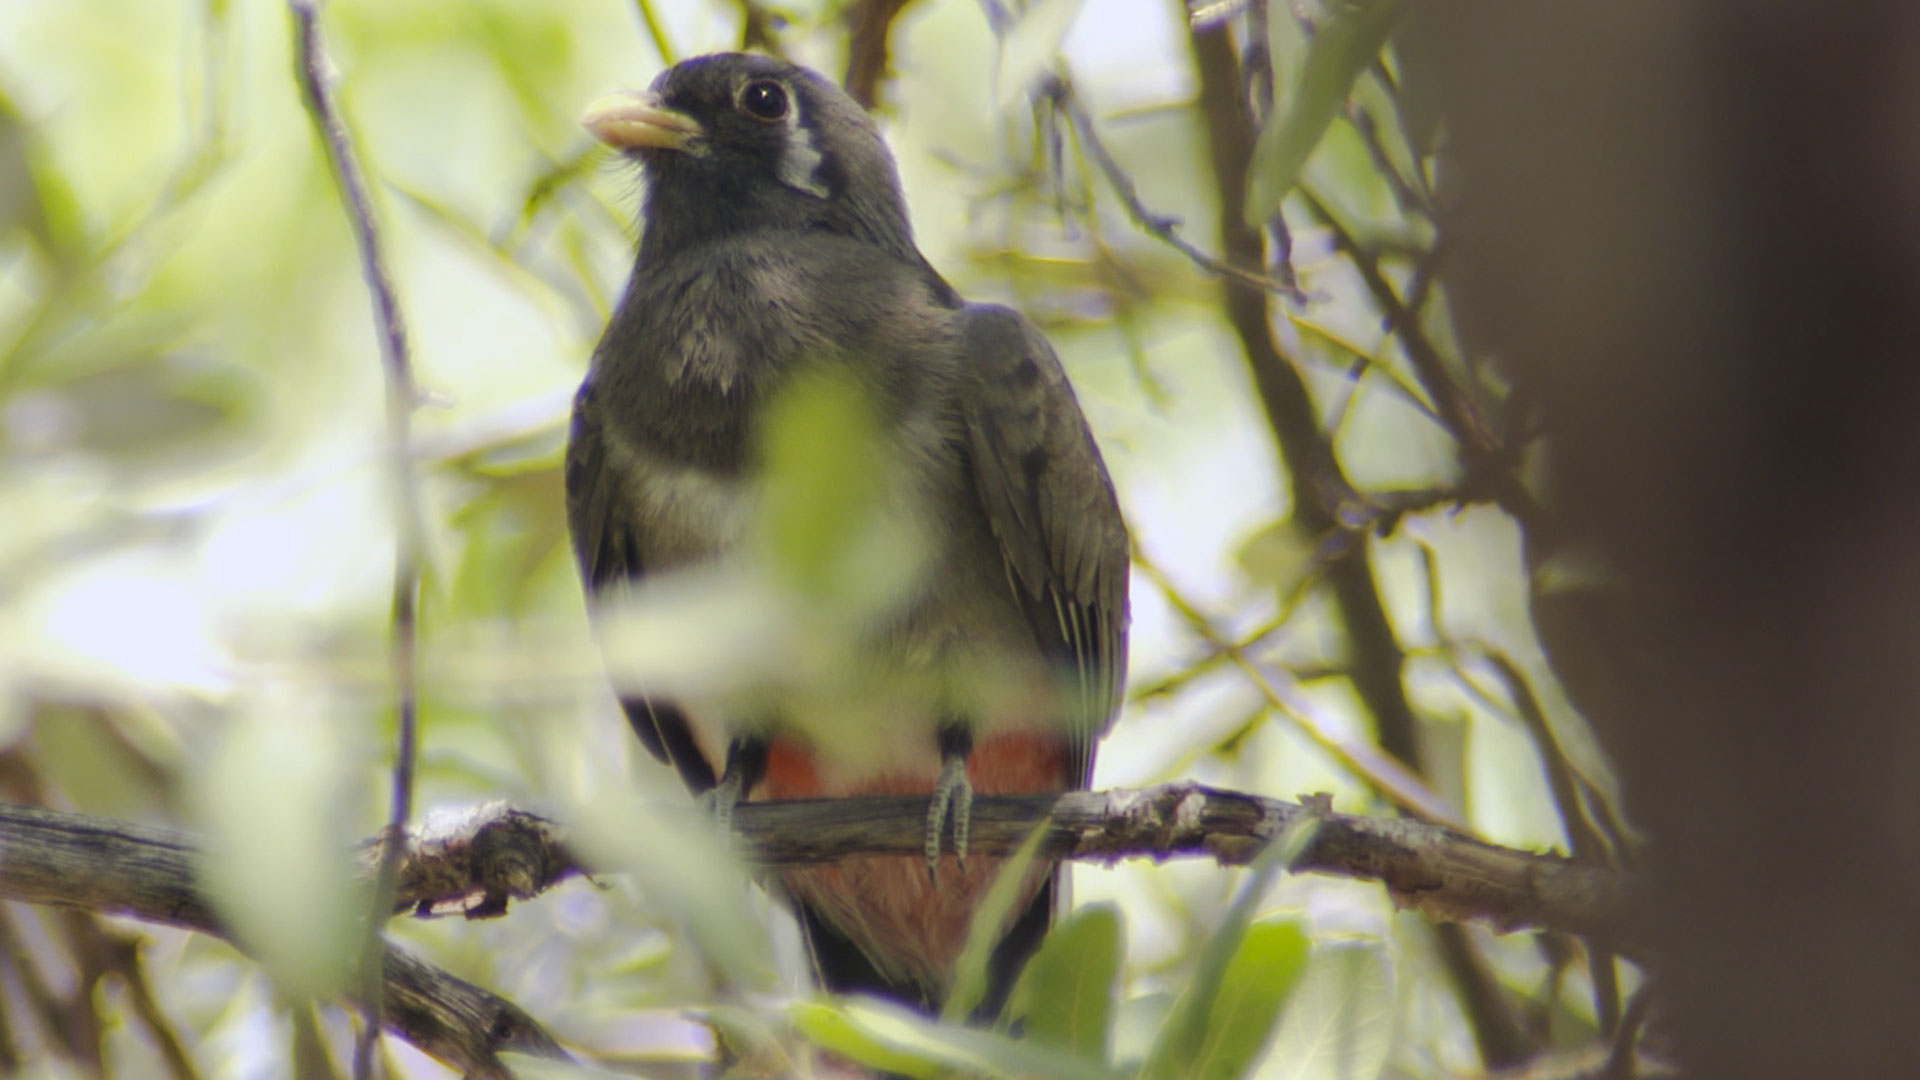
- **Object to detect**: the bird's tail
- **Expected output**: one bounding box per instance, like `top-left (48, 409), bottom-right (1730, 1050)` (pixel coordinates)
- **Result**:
top-left (794, 867), bottom-right (1058, 1020)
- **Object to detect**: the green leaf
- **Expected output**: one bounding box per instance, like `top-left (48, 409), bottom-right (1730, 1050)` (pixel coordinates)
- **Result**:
top-left (1020, 903), bottom-right (1124, 1061)
top-left (942, 814), bottom-right (1055, 1022)
top-left (0, 85), bottom-right (67, 258)
top-left (757, 369), bottom-right (881, 590)
top-left (1188, 919), bottom-right (1312, 1080)
top-left (796, 997), bottom-right (1121, 1080)
top-left (793, 1001), bottom-right (944, 1079)
top-left (1141, 813), bottom-right (1323, 1079)
top-left (498, 1053), bottom-right (628, 1078)
top-left (1235, 517), bottom-right (1317, 595)
top-left (755, 368), bottom-right (926, 618)
top-left (193, 701), bottom-right (368, 998)
top-left (1258, 941), bottom-right (1395, 1080)
top-left (566, 786), bottom-right (776, 993)
top-left (1244, 0), bottom-right (1406, 225)
top-left (995, 0), bottom-right (1088, 106)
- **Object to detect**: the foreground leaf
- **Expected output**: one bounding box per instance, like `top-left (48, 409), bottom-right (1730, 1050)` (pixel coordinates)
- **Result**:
top-left (1257, 940), bottom-right (1395, 1080)
top-left (1244, 0), bottom-right (1407, 224)
top-left (1020, 902), bottom-right (1124, 1061)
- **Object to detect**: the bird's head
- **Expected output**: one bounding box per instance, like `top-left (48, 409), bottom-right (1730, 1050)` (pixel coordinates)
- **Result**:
top-left (584, 53), bottom-right (917, 264)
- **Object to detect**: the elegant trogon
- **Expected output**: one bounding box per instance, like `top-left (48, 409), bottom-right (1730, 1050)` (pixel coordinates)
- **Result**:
top-left (567, 52), bottom-right (1129, 1013)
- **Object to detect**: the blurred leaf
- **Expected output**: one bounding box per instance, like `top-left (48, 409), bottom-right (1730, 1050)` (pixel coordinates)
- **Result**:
top-left (796, 997), bottom-right (1120, 1080)
top-left (1257, 941), bottom-right (1395, 1080)
top-left (567, 783), bottom-right (775, 994)
top-left (793, 1001), bottom-right (944, 1079)
top-left (2, 355), bottom-right (251, 462)
top-left (193, 698), bottom-right (369, 999)
top-left (1112, 990), bottom-right (1179, 1068)
top-left (1018, 902), bottom-right (1123, 1061)
top-left (757, 369), bottom-right (879, 592)
top-left (1235, 517), bottom-right (1317, 594)
top-left (995, 0), bottom-right (1087, 106)
top-left (943, 816), bottom-right (1054, 1022)
top-left (471, 4), bottom-right (579, 126)
top-left (499, 1052), bottom-right (628, 1078)
top-left (1142, 813), bottom-right (1321, 1080)
top-left (1244, 0), bottom-right (1406, 225)
top-left (0, 84), bottom-right (74, 261)
top-left (755, 369), bottom-right (924, 616)
top-left (31, 706), bottom-right (170, 819)
top-left (1188, 918), bottom-right (1312, 1080)
top-left (449, 465), bottom-right (568, 617)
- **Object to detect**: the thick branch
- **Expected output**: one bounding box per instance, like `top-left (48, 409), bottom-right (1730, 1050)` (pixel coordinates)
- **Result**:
top-left (0, 803), bottom-right (569, 1078)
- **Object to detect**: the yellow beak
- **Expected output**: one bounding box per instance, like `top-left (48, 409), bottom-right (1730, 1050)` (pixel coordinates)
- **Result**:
top-left (581, 92), bottom-right (703, 151)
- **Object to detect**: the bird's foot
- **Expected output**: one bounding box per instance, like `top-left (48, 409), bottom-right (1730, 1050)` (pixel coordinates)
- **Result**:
top-left (698, 736), bottom-right (768, 836)
top-left (697, 770), bottom-right (746, 834)
top-left (926, 728), bottom-right (974, 881)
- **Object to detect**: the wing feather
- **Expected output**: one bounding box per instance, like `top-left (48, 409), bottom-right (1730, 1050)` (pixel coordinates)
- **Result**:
top-left (565, 380), bottom-right (718, 794)
top-left (957, 305), bottom-right (1130, 788)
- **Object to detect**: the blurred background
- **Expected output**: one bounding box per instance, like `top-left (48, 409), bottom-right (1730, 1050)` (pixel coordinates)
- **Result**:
top-left (15, 0), bottom-right (1863, 1076)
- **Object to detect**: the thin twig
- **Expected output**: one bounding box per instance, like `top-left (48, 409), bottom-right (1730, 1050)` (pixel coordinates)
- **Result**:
top-left (1131, 546), bottom-right (1464, 826)
top-left (631, 0), bottom-right (677, 64)
top-left (1603, 979), bottom-right (1660, 1080)
top-left (285, 5), bottom-right (423, 1077)
top-left (1347, 91), bottom-right (1430, 219)
top-left (103, 934), bottom-right (204, 1080)
top-left (1046, 77), bottom-right (1306, 300)
top-left (0, 910), bottom-right (66, 1063)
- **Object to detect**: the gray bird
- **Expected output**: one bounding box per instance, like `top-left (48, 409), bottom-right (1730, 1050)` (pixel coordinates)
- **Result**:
top-left (568, 52), bottom-right (1128, 1013)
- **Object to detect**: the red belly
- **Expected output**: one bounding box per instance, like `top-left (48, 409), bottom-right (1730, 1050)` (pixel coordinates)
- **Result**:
top-left (757, 731), bottom-right (1073, 999)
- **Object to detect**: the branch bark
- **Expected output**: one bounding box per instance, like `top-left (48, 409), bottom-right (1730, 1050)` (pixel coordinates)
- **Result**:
top-left (0, 802), bottom-right (569, 1079)
top-left (1, 785), bottom-right (1632, 958)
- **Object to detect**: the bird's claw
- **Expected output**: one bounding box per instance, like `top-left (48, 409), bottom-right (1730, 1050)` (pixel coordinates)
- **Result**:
top-left (925, 755), bottom-right (973, 882)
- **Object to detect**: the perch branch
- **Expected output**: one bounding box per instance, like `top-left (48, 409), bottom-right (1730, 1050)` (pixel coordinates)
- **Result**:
top-left (0, 787), bottom-right (1633, 959)
top-left (0, 802), bottom-right (569, 1078)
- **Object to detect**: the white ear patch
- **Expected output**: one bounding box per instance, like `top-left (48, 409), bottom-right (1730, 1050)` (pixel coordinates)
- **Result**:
top-left (778, 111), bottom-right (831, 199)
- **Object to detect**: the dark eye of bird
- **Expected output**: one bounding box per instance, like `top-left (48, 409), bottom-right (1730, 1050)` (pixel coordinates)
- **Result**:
top-left (740, 80), bottom-right (789, 122)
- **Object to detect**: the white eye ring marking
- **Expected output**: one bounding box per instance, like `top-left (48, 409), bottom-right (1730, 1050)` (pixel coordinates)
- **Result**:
top-left (778, 120), bottom-right (831, 199)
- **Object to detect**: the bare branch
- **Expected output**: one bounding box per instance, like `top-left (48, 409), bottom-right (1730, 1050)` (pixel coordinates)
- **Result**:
top-left (631, 0), bottom-right (677, 64)
top-left (1047, 77), bottom-right (1305, 300)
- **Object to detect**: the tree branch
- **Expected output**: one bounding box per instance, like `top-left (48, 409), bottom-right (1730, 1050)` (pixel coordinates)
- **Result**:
top-left (842, 0), bottom-right (915, 109)
top-left (0, 802), bottom-right (570, 1078)
top-left (0, 787), bottom-right (1633, 962)
top-left (1046, 76), bottom-right (1306, 300)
